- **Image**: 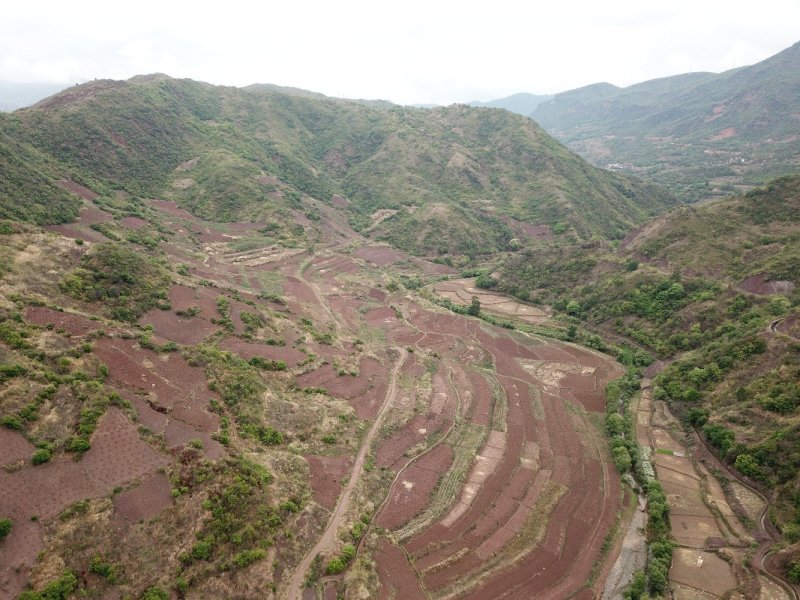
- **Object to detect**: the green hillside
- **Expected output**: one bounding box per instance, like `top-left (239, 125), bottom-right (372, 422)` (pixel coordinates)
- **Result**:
top-left (494, 175), bottom-right (800, 535)
top-left (532, 41), bottom-right (800, 201)
top-left (0, 74), bottom-right (676, 259)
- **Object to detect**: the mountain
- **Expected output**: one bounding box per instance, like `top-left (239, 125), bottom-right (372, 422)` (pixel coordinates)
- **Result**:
top-left (467, 92), bottom-right (553, 116)
top-left (532, 41), bottom-right (800, 200)
top-left (0, 81), bottom-right (74, 112)
top-left (493, 174), bottom-right (800, 538)
top-left (0, 74), bottom-right (677, 259)
top-left (0, 74), bottom-right (680, 600)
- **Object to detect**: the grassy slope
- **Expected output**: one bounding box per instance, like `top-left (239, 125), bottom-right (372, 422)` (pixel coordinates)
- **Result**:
top-left (495, 175), bottom-right (800, 537)
top-left (2, 75), bottom-right (676, 258)
top-left (532, 41), bottom-right (800, 200)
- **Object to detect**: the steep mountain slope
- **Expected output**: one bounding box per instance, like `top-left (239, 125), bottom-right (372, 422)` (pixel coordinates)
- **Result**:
top-left (0, 74), bottom-right (676, 260)
top-left (467, 92), bottom-right (553, 116)
top-left (494, 176), bottom-right (800, 547)
top-left (532, 41), bottom-right (800, 200)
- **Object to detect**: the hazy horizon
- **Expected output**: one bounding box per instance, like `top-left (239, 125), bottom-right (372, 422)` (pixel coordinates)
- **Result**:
top-left (2, 0), bottom-right (799, 105)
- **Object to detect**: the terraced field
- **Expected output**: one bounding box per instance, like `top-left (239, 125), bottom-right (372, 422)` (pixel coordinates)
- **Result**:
top-left (636, 381), bottom-right (795, 600)
top-left (1, 185), bottom-right (626, 599)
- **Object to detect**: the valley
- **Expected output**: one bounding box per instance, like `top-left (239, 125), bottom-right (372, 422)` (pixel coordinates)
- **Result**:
top-left (0, 62), bottom-right (799, 600)
top-left (1, 179), bottom-right (624, 599)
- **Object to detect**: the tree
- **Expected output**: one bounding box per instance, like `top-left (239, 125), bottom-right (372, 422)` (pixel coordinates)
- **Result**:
top-left (734, 453), bottom-right (762, 479)
top-left (467, 296), bottom-right (481, 317)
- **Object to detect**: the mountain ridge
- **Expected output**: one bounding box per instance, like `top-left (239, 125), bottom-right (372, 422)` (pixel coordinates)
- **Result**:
top-left (529, 40), bottom-right (800, 200)
top-left (0, 73), bottom-right (677, 260)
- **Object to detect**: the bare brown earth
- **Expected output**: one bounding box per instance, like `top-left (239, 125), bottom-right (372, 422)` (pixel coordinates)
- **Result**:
top-left (738, 273), bottom-right (796, 296)
top-left (305, 455), bottom-right (354, 510)
top-left (3, 191), bottom-right (631, 600)
top-left (432, 278), bottom-right (551, 323)
top-left (363, 305), bottom-right (622, 599)
top-left (0, 409), bottom-right (169, 594)
top-left (56, 179), bottom-right (99, 201)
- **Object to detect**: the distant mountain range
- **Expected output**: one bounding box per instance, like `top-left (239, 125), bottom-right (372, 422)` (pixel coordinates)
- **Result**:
top-left (467, 92), bottom-right (553, 116)
top-left (528, 40), bottom-right (800, 200)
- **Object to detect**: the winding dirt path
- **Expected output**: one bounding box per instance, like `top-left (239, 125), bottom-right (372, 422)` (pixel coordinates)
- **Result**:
top-left (691, 426), bottom-right (798, 600)
top-left (285, 347), bottom-right (407, 599)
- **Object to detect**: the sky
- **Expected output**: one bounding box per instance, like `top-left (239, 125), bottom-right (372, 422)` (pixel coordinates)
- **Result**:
top-left (1, 0), bottom-right (799, 105)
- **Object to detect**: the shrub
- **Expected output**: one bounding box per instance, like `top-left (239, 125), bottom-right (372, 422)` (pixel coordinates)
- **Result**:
top-left (0, 518), bottom-right (11, 540)
top-left (141, 587), bottom-right (169, 600)
top-left (788, 560), bottom-right (800, 583)
top-left (325, 557), bottom-right (347, 575)
top-left (232, 548), bottom-right (266, 569)
top-left (89, 555), bottom-right (117, 582)
top-left (248, 357), bottom-right (286, 371)
top-left (18, 570), bottom-right (77, 600)
top-left (1, 414), bottom-right (23, 430)
top-left (190, 539), bottom-right (214, 560)
top-left (734, 453), bottom-right (762, 479)
top-left (613, 446), bottom-right (633, 472)
top-left (32, 447), bottom-right (52, 465)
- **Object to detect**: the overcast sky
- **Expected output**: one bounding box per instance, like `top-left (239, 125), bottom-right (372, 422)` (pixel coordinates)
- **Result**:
top-left (1, 0), bottom-right (798, 105)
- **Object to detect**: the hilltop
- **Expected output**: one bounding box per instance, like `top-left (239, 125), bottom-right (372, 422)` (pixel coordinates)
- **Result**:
top-left (531, 41), bottom-right (800, 200)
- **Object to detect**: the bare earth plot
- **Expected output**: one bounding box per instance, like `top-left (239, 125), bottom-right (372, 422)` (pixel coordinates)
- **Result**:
top-left (2, 191), bottom-right (638, 600)
top-left (432, 278), bottom-right (550, 324)
top-left (636, 381), bottom-right (791, 600)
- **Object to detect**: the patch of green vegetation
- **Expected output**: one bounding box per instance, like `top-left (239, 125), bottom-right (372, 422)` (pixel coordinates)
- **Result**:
top-left (89, 555), bottom-right (119, 583)
top-left (248, 356), bottom-right (286, 371)
top-left (60, 243), bottom-right (170, 322)
top-left (0, 125), bottom-right (82, 225)
top-left (325, 543), bottom-right (356, 574)
top-left (31, 446), bottom-right (53, 465)
top-left (0, 518), bottom-right (11, 540)
top-left (17, 570), bottom-right (77, 600)
top-left (140, 587), bottom-right (169, 600)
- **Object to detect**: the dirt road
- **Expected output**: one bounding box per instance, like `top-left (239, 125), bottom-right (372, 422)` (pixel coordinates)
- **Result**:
top-left (285, 347), bottom-right (407, 599)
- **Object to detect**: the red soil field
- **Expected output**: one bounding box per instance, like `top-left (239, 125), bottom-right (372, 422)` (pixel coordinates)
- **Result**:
top-left (375, 538), bottom-right (427, 600)
top-left (283, 276), bottom-right (319, 306)
top-left (326, 295), bottom-right (364, 331)
top-left (25, 306), bottom-right (102, 337)
top-left (0, 427), bottom-right (35, 466)
top-left (296, 357), bottom-right (389, 420)
top-left (377, 444), bottom-right (454, 530)
top-left (354, 245), bottom-right (406, 266)
top-left (331, 194), bottom-right (349, 208)
top-left (150, 199), bottom-right (196, 221)
top-left (140, 308), bottom-right (218, 345)
top-left (76, 204), bottom-right (114, 226)
top-left (305, 455), bottom-right (353, 510)
top-left (120, 216), bottom-right (149, 229)
top-left (364, 306), bottom-right (398, 328)
top-left (368, 288), bottom-right (387, 301)
top-left (0, 409), bottom-right (170, 598)
top-left (219, 337), bottom-right (306, 367)
top-left (93, 337), bottom-right (217, 416)
top-left (46, 223), bottom-right (109, 243)
top-left (112, 472), bottom-right (173, 524)
top-left (738, 272), bottom-right (796, 296)
top-left (364, 303), bottom-right (621, 599)
top-left (56, 179), bottom-right (98, 201)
